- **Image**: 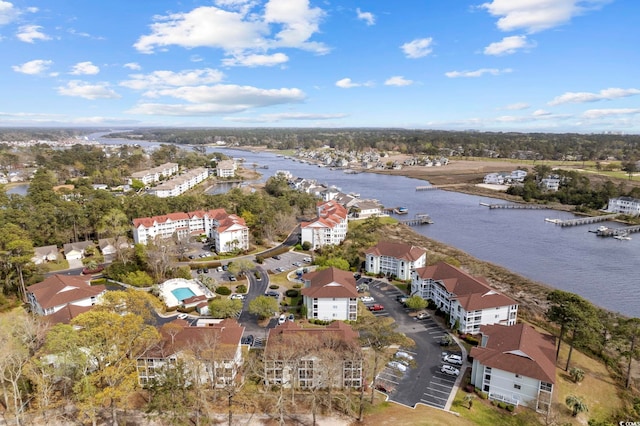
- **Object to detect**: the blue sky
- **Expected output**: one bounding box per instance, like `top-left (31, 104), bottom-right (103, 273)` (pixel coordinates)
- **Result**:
top-left (1, 0), bottom-right (638, 133)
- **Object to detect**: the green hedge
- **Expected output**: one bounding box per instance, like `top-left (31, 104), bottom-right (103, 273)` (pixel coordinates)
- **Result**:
top-left (215, 286), bottom-right (232, 295)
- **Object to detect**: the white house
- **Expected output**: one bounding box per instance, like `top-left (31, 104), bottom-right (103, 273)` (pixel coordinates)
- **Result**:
top-left (62, 240), bottom-right (95, 261)
top-left (411, 262), bottom-right (518, 333)
top-left (364, 241), bottom-right (427, 281)
top-left (26, 274), bottom-right (106, 317)
top-left (350, 199), bottom-right (384, 219)
top-left (510, 170), bottom-right (527, 181)
top-left (215, 159), bottom-right (237, 178)
top-left (137, 318), bottom-right (244, 388)
top-left (470, 323), bottom-right (556, 413)
top-left (98, 237), bottom-right (131, 257)
top-left (301, 267), bottom-right (358, 321)
top-left (132, 208), bottom-right (249, 253)
top-left (32, 245), bottom-right (59, 265)
top-left (300, 200), bottom-right (348, 250)
top-left (483, 173), bottom-right (506, 185)
top-left (607, 196), bottom-right (640, 216)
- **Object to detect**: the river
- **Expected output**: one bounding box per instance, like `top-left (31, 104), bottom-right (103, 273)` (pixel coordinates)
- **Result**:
top-left (89, 134), bottom-right (639, 317)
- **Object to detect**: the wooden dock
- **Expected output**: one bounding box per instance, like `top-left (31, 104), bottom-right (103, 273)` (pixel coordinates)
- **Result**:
top-left (416, 185), bottom-right (439, 191)
top-left (557, 214), bottom-right (619, 227)
top-left (400, 214), bottom-right (433, 226)
top-left (597, 224), bottom-right (640, 237)
top-left (480, 203), bottom-right (551, 210)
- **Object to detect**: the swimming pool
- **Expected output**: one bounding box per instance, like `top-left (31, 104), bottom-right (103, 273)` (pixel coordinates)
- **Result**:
top-left (172, 287), bottom-right (196, 302)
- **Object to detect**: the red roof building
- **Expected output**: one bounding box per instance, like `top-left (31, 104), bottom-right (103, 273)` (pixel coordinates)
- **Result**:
top-left (26, 274), bottom-right (106, 317)
top-left (364, 241), bottom-right (427, 280)
top-left (300, 200), bottom-right (348, 250)
top-left (301, 267), bottom-right (358, 321)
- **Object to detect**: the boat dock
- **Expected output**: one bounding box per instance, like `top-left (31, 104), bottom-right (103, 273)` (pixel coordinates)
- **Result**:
top-left (597, 224), bottom-right (640, 237)
top-left (416, 185), bottom-right (439, 191)
top-left (480, 203), bottom-right (551, 210)
top-left (556, 214), bottom-right (619, 227)
top-left (400, 214), bottom-right (433, 226)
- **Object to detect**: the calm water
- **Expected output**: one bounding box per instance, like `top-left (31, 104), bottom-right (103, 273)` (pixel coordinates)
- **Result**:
top-left (87, 133), bottom-right (639, 317)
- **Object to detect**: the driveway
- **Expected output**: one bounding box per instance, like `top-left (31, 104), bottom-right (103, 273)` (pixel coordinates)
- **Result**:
top-left (365, 279), bottom-right (465, 409)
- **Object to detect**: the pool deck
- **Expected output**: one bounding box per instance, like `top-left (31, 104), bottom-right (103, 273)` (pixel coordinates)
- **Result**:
top-left (160, 278), bottom-right (215, 307)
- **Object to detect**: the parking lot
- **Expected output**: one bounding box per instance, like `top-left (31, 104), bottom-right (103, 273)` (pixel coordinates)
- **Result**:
top-left (361, 278), bottom-right (465, 409)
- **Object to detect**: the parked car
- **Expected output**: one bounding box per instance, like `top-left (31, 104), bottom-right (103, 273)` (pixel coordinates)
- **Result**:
top-left (396, 295), bottom-right (408, 304)
top-left (395, 351), bottom-right (414, 361)
top-left (242, 335), bottom-right (254, 346)
top-left (272, 255), bottom-right (281, 260)
top-left (443, 354), bottom-right (463, 365)
top-left (230, 294), bottom-right (245, 300)
top-left (288, 314), bottom-right (295, 322)
top-left (203, 267), bottom-right (209, 273)
top-left (416, 311), bottom-right (429, 320)
top-left (229, 275), bottom-right (237, 281)
top-left (292, 261), bottom-right (302, 267)
top-left (368, 304), bottom-right (385, 311)
top-left (265, 290), bottom-right (279, 298)
top-left (177, 313), bottom-right (188, 320)
top-left (217, 266), bottom-right (224, 272)
top-left (359, 296), bottom-right (375, 303)
top-left (440, 365), bottom-right (460, 376)
top-left (303, 257), bottom-right (312, 262)
top-left (387, 361), bottom-right (408, 373)
top-left (278, 314), bottom-right (286, 325)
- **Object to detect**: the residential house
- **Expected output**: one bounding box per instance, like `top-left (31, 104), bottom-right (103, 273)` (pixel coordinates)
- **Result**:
top-left (215, 159), bottom-right (237, 178)
top-left (263, 321), bottom-right (362, 389)
top-left (132, 208), bottom-right (249, 253)
top-left (483, 173), bottom-right (506, 185)
top-left (300, 200), bottom-right (348, 250)
top-left (350, 199), bottom-right (384, 219)
top-left (365, 241), bottom-right (427, 281)
top-left (137, 318), bottom-right (244, 387)
top-left (98, 237), bottom-right (131, 257)
top-left (32, 245), bottom-right (59, 265)
top-left (301, 267), bottom-right (358, 321)
top-left (540, 175), bottom-right (561, 192)
top-left (26, 274), bottom-right (106, 317)
top-left (411, 262), bottom-right (518, 333)
top-left (63, 240), bottom-right (96, 261)
top-left (607, 196), bottom-right (640, 216)
top-left (469, 323), bottom-right (556, 413)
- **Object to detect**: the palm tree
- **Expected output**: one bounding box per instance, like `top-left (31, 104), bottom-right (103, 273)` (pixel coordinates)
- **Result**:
top-left (463, 394), bottom-right (475, 409)
top-left (565, 395), bottom-right (588, 417)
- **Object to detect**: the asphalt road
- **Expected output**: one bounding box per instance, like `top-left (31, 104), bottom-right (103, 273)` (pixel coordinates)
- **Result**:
top-left (365, 279), bottom-right (465, 409)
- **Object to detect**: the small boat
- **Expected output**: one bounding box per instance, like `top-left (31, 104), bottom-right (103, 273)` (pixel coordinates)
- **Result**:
top-left (545, 218), bottom-right (562, 224)
top-left (613, 233), bottom-right (632, 241)
top-left (394, 207), bottom-right (409, 215)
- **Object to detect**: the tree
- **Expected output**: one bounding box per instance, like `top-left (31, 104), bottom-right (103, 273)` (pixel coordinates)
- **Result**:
top-left (248, 296), bottom-right (279, 319)
top-left (96, 208), bottom-right (129, 239)
top-left (463, 394), bottom-right (475, 409)
top-left (565, 394), bottom-right (588, 417)
top-left (208, 298), bottom-right (243, 319)
top-left (613, 317), bottom-right (640, 388)
top-left (621, 161), bottom-right (637, 180)
top-left (569, 367), bottom-right (585, 383)
top-left (404, 295), bottom-right (427, 311)
top-left (227, 258), bottom-right (254, 278)
top-left (0, 224), bottom-right (34, 302)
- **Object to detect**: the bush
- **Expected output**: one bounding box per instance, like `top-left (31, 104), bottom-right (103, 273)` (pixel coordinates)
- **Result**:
top-left (215, 286), bottom-right (232, 296)
top-left (301, 241), bottom-right (311, 250)
top-left (285, 289), bottom-right (299, 297)
top-left (255, 256), bottom-right (264, 264)
top-left (236, 284), bottom-right (247, 294)
top-left (497, 402), bottom-right (506, 409)
top-left (506, 404), bottom-right (515, 412)
top-left (269, 284), bottom-right (279, 289)
top-left (478, 391), bottom-right (488, 400)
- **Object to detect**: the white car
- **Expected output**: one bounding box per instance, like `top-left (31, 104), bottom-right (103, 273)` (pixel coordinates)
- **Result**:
top-left (177, 313), bottom-right (188, 320)
top-left (278, 314), bottom-right (286, 325)
top-left (443, 354), bottom-right (463, 365)
top-left (303, 257), bottom-right (312, 262)
top-left (387, 361), bottom-right (408, 373)
top-left (440, 365), bottom-right (460, 376)
top-left (416, 311), bottom-right (429, 320)
top-left (359, 296), bottom-right (375, 303)
top-left (230, 294), bottom-right (245, 300)
top-left (395, 351), bottom-right (414, 361)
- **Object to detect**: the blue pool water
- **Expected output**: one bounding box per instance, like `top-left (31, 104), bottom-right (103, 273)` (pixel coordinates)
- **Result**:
top-left (172, 287), bottom-right (196, 301)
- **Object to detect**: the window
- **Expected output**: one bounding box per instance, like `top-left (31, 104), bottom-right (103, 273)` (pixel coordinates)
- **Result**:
top-left (514, 384), bottom-right (521, 390)
top-left (540, 382), bottom-right (552, 392)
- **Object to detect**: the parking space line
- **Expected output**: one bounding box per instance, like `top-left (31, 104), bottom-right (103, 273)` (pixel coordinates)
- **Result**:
top-left (426, 386), bottom-right (451, 396)
top-left (429, 381), bottom-right (452, 391)
top-left (420, 398), bottom-right (445, 405)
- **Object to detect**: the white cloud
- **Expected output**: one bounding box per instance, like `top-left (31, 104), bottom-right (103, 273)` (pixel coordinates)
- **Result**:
top-left (504, 102), bottom-right (530, 110)
top-left (480, 0), bottom-right (611, 33)
top-left (533, 109), bottom-right (552, 116)
top-left (57, 81), bottom-right (121, 99)
top-left (120, 68), bottom-right (225, 91)
top-left (384, 76), bottom-right (413, 87)
top-left (16, 24), bottom-right (51, 43)
top-left (222, 52), bottom-right (288, 67)
top-left (335, 78), bottom-right (373, 88)
top-left (70, 61), bottom-right (100, 75)
top-left (401, 38), bottom-right (434, 59)
top-left (127, 84), bottom-right (305, 116)
top-left (445, 68), bottom-right (512, 78)
top-left (0, 1), bottom-right (18, 25)
top-left (484, 35), bottom-right (533, 56)
top-left (549, 88), bottom-right (640, 105)
top-left (124, 62), bottom-right (141, 71)
top-left (226, 112), bottom-right (348, 123)
top-left (134, 0), bottom-right (328, 62)
top-left (582, 108), bottom-right (640, 119)
top-left (356, 8), bottom-right (375, 26)
top-left (12, 59), bottom-right (53, 75)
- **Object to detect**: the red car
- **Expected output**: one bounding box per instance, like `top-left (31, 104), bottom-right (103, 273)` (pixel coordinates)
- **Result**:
top-left (368, 304), bottom-right (385, 311)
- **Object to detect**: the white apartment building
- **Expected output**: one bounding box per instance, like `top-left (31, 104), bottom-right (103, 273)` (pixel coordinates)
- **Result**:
top-left (607, 196), bottom-right (640, 216)
top-left (411, 262), bottom-right (518, 333)
top-left (301, 267), bottom-right (359, 321)
top-left (300, 200), bottom-right (348, 250)
top-left (470, 323), bottom-right (556, 413)
top-left (365, 241), bottom-right (427, 281)
top-left (132, 208), bottom-right (249, 253)
top-left (129, 162), bottom-right (179, 185)
top-left (215, 159), bottom-right (237, 178)
top-left (148, 167), bottom-right (209, 198)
